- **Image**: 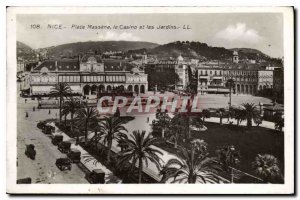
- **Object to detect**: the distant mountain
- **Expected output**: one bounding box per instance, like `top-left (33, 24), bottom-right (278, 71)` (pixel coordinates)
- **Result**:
top-left (17, 41), bottom-right (37, 61)
top-left (147, 41), bottom-right (232, 60)
top-left (128, 41), bottom-right (282, 66)
top-left (45, 41), bottom-right (159, 57)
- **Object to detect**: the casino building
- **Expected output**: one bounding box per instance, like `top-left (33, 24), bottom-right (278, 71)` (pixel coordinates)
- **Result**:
top-left (27, 51), bottom-right (148, 97)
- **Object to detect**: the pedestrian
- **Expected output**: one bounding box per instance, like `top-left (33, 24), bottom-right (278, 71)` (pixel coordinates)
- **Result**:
top-left (33, 106), bottom-right (35, 112)
top-left (147, 117), bottom-right (149, 123)
top-left (25, 99), bottom-right (27, 103)
top-left (25, 112), bottom-right (28, 118)
top-left (48, 109), bottom-right (51, 115)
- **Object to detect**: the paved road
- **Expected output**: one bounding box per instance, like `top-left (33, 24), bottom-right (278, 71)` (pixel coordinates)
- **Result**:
top-left (17, 94), bottom-right (88, 184)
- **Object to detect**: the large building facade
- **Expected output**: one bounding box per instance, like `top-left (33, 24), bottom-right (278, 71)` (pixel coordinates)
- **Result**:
top-left (145, 55), bottom-right (189, 91)
top-left (28, 53), bottom-right (148, 97)
top-left (197, 52), bottom-right (274, 95)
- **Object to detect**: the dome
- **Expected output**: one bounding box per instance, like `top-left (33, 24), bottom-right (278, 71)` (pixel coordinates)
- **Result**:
top-left (40, 67), bottom-right (49, 74)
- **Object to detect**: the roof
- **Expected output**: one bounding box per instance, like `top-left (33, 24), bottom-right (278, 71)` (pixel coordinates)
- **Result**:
top-left (93, 169), bottom-right (105, 174)
top-left (197, 62), bottom-right (270, 71)
top-left (33, 59), bottom-right (79, 71)
top-left (103, 60), bottom-right (135, 72)
top-left (81, 55), bottom-right (103, 63)
top-left (33, 58), bottom-right (136, 72)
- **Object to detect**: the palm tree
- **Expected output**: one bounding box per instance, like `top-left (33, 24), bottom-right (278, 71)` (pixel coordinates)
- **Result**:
top-left (98, 116), bottom-right (128, 162)
top-left (226, 79), bottom-right (235, 107)
top-left (117, 130), bottom-right (163, 183)
top-left (252, 154), bottom-right (281, 183)
top-left (76, 106), bottom-right (98, 145)
top-left (49, 83), bottom-right (72, 123)
top-left (216, 108), bottom-right (226, 125)
top-left (62, 98), bottom-right (82, 137)
top-left (241, 103), bottom-right (260, 127)
top-left (160, 146), bottom-right (222, 183)
top-left (233, 108), bottom-right (246, 126)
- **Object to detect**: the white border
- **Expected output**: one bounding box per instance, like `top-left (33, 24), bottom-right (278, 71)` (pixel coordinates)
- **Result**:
top-left (6, 6), bottom-right (294, 194)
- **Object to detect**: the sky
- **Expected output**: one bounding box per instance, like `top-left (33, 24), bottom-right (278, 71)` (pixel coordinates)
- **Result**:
top-left (17, 13), bottom-right (283, 58)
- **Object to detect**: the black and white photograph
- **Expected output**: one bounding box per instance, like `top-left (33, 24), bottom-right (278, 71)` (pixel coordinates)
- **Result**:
top-left (6, 7), bottom-right (294, 194)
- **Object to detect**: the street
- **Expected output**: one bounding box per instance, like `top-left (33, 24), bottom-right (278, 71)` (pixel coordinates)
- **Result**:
top-left (17, 90), bottom-right (88, 183)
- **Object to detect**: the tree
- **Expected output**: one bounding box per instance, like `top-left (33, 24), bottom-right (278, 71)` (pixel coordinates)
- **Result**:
top-left (117, 130), bottom-right (163, 183)
top-left (167, 115), bottom-right (185, 148)
top-left (61, 104), bottom-right (69, 127)
top-left (98, 116), bottom-right (128, 162)
top-left (62, 98), bottom-right (82, 140)
top-left (201, 109), bottom-right (211, 123)
top-left (216, 145), bottom-right (240, 183)
top-left (76, 106), bottom-right (98, 145)
top-left (252, 154), bottom-right (282, 183)
top-left (49, 83), bottom-right (72, 123)
top-left (160, 146), bottom-right (222, 183)
top-left (241, 103), bottom-right (260, 128)
top-left (273, 112), bottom-right (284, 132)
top-left (254, 115), bottom-right (262, 127)
top-left (152, 109), bottom-right (171, 138)
top-left (226, 79), bottom-right (235, 107)
top-left (233, 108), bottom-right (246, 126)
top-left (216, 108), bottom-right (226, 125)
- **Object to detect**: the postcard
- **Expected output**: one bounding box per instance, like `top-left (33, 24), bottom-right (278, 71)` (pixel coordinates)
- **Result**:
top-left (6, 6), bottom-right (294, 194)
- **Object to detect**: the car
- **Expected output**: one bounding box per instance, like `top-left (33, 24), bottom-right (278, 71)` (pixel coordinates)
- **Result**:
top-left (55, 158), bottom-right (72, 171)
top-left (43, 125), bottom-right (55, 135)
top-left (17, 177), bottom-right (32, 184)
top-left (25, 144), bottom-right (36, 160)
top-left (51, 135), bottom-right (63, 145)
top-left (58, 141), bottom-right (71, 153)
top-left (37, 121), bottom-right (46, 129)
top-left (67, 148), bottom-right (81, 163)
top-left (85, 169), bottom-right (105, 184)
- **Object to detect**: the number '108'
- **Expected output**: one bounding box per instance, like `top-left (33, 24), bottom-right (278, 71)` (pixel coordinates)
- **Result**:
top-left (30, 24), bottom-right (40, 29)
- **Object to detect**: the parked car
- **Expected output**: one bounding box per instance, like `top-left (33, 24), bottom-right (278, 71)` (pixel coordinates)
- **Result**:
top-left (17, 177), bottom-right (32, 184)
top-left (58, 141), bottom-right (71, 153)
top-left (85, 169), bottom-right (105, 184)
top-left (67, 148), bottom-right (81, 163)
top-left (55, 158), bottom-right (72, 171)
top-left (37, 121), bottom-right (46, 129)
top-left (25, 144), bottom-right (36, 160)
top-left (43, 125), bottom-right (55, 135)
top-left (51, 135), bottom-right (63, 145)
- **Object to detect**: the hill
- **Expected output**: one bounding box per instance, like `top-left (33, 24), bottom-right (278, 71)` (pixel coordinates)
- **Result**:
top-left (128, 41), bottom-right (282, 66)
top-left (148, 41), bottom-right (232, 60)
top-left (17, 41), bottom-right (37, 61)
top-left (45, 41), bottom-right (159, 57)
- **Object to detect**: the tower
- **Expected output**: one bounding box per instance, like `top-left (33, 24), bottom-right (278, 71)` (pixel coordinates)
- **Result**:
top-left (233, 51), bottom-right (239, 64)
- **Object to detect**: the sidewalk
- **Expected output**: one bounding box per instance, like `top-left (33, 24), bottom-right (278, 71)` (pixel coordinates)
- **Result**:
top-left (205, 117), bottom-right (283, 131)
top-left (48, 122), bottom-right (122, 184)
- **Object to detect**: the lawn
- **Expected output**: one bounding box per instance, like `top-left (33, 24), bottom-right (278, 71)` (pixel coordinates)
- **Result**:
top-left (157, 122), bottom-right (284, 181)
